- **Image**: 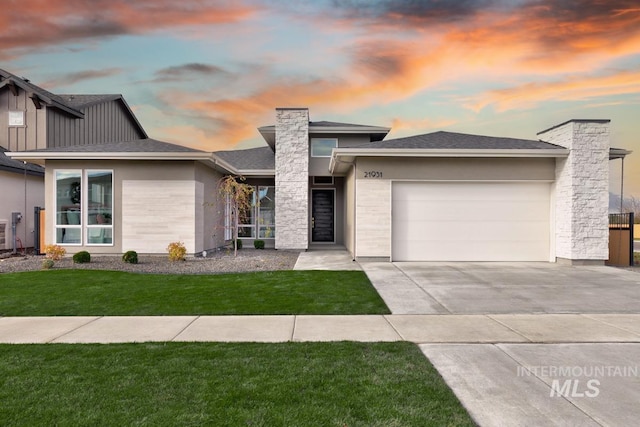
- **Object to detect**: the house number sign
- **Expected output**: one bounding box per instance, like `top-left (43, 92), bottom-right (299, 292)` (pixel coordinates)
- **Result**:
top-left (363, 171), bottom-right (383, 178)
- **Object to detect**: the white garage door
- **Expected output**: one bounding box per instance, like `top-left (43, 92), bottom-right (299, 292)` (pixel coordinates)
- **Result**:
top-left (392, 182), bottom-right (550, 261)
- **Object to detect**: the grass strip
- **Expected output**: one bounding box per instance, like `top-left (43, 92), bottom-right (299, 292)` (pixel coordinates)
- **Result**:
top-left (0, 342), bottom-right (474, 426)
top-left (0, 270), bottom-right (389, 316)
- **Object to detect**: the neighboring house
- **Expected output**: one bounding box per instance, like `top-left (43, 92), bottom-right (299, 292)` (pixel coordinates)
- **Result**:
top-left (0, 147), bottom-right (44, 250)
top-left (4, 71), bottom-right (631, 264)
top-left (0, 68), bottom-right (147, 251)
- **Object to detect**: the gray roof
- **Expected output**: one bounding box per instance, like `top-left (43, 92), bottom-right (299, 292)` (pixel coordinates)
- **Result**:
top-left (360, 131), bottom-right (565, 150)
top-left (0, 147), bottom-right (44, 176)
top-left (0, 70), bottom-right (147, 137)
top-left (56, 94), bottom-right (122, 110)
top-left (214, 146), bottom-right (275, 170)
top-left (28, 138), bottom-right (204, 153)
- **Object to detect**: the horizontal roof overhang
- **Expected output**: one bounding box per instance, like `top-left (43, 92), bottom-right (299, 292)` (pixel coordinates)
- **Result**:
top-left (258, 124), bottom-right (391, 149)
top-left (6, 151), bottom-right (241, 175)
top-left (329, 148), bottom-right (570, 174)
top-left (610, 148), bottom-right (633, 160)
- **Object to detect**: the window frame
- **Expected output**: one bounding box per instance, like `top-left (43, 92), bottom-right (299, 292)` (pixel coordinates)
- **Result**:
top-left (54, 169), bottom-right (114, 247)
top-left (8, 111), bottom-right (25, 127)
top-left (85, 170), bottom-right (114, 246)
top-left (310, 138), bottom-right (338, 158)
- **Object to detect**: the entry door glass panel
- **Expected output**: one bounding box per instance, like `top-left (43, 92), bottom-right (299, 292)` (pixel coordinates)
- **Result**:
top-left (312, 190), bottom-right (334, 242)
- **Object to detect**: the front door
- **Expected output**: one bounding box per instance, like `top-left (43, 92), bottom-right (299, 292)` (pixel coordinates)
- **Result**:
top-left (312, 189), bottom-right (334, 242)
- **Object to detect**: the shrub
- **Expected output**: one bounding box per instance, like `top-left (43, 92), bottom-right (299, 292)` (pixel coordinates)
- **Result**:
top-left (233, 239), bottom-right (243, 250)
top-left (122, 250), bottom-right (139, 264)
top-left (254, 240), bottom-right (265, 249)
top-left (72, 251), bottom-right (91, 264)
top-left (41, 259), bottom-right (55, 270)
top-left (167, 242), bottom-right (187, 262)
top-left (44, 244), bottom-right (66, 261)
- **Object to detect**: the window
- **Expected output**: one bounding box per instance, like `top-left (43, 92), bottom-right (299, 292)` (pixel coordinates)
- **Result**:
top-left (237, 192), bottom-right (256, 238)
top-left (311, 138), bottom-right (337, 157)
top-left (8, 111), bottom-right (24, 126)
top-left (55, 170), bottom-right (113, 245)
top-left (313, 176), bottom-right (334, 185)
top-left (257, 186), bottom-right (275, 238)
top-left (227, 185), bottom-right (276, 240)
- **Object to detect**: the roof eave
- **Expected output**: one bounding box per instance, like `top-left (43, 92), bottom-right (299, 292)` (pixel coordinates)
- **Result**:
top-left (235, 169), bottom-right (276, 177)
top-left (6, 151), bottom-right (216, 162)
top-left (329, 148), bottom-right (570, 174)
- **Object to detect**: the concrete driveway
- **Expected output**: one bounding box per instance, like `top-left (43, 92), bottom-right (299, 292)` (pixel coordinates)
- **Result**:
top-left (357, 260), bottom-right (640, 425)
top-left (360, 261), bottom-right (640, 314)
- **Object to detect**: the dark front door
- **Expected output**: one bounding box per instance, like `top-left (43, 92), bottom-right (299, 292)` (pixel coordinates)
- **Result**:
top-left (312, 189), bottom-right (334, 242)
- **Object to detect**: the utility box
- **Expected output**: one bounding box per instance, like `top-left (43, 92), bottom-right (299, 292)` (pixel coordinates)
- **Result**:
top-left (11, 212), bottom-right (22, 225)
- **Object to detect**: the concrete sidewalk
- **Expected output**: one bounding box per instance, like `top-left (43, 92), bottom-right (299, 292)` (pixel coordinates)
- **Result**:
top-left (1, 313), bottom-right (639, 344)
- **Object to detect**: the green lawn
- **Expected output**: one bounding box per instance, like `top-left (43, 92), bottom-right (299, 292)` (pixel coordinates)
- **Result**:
top-left (0, 342), bottom-right (474, 426)
top-left (0, 270), bottom-right (389, 316)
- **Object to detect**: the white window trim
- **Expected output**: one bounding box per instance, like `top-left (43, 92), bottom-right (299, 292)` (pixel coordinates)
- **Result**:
top-left (85, 170), bottom-right (114, 247)
top-left (54, 169), bottom-right (114, 247)
top-left (54, 169), bottom-right (83, 246)
top-left (311, 138), bottom-right (338, 158)
top-left (8, 111), bottom-right (25, 127)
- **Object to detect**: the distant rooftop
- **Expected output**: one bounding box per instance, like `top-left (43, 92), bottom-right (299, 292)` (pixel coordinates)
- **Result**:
top-left (360, 131), bottom-right (565, 150)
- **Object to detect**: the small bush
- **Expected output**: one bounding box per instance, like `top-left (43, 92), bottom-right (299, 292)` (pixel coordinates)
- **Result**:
top-left (122, 250), bottom-right (139, 264)
top-left (254, 240), bottom-right (265, 249)
top-left (41, 259), bottom-right (55, 270)
top-left (167, 242), bottom-right (187, 262)
top-left (233, 239), bottom-right (243, 250)
top-left (634, 252), bottom-right (640, 266)
top-left (44, 244), bottom-right (66, 261)
top-left (72, 251), bottom-right (91, 264)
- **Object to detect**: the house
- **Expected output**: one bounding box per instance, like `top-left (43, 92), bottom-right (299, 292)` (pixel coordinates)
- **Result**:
top-left (0, 147), bottom-right (44, 250)
top-left (4, 71), bottom-right (630, 264)
top-left (0, 68), bottom-right (147, 251)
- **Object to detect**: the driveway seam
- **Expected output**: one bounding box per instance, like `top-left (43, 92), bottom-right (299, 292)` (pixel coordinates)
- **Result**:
top-left (486, 315), bottom-right (533, 343)
top-left (48, 316), bottom-right (102, 343)
top-left (581, 314), bottom-right (640, 338)
top-left (382, 315), bottom-right (406, 341)
top-left (392, 263), bottom-right (452, 314)
top-left (494, 344), bottom-right (606, 427)
top-left (170, 315), bottom-right (201, 341)
top-left (290, 315), bottom-right (298, 342)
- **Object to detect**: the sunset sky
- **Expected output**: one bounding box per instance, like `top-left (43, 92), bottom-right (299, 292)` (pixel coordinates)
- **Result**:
top-left (3, 0), bottom-right (639, 195)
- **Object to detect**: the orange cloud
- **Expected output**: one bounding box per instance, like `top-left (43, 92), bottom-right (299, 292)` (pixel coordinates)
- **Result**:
top-left (464, 71), bottom-right (640, 112)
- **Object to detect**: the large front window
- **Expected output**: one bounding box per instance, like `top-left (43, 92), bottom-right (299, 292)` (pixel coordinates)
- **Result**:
top-left (55, 170), bottom-right (113, 245)
top-left (232, 185), bottom-right (276, 239)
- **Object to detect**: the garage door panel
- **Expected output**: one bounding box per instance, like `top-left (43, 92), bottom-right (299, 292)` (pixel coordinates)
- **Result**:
top-left (392, 182), bottom-right (550, 261)
top-left (395, 200), bottom-right (550, 222)
top-left (394, 239), bottom-right (550, 261)
top-left (392, 221), bottom-right (549, 243)
top-left (394, 182), bottom-right (549, 202)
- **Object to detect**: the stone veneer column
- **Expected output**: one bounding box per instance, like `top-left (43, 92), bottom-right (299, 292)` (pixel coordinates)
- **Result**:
top-left (538, 120), bottom-right (610, 263)
top-left (275, 108), bottom-right (309, 250)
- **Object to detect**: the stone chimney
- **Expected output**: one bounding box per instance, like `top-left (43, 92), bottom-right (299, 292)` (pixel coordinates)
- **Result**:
top-left (275, 108), bottom-right (309, 250)
top-left (538, 120), bottom-right (610, 264)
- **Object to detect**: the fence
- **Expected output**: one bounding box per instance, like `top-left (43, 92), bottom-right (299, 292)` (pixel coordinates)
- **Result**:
top-left (607, 213), bottom-right (634, 267)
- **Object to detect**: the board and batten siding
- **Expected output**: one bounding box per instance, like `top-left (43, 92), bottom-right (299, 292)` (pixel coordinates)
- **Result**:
top-left (122, 180), bottom-right (203, 254)
top-left (355, 179), bottom-right (391, 259)
top-left (47, 100), bottom-right (144, 148)
top-left (0, 87), bottom-right (47, 151)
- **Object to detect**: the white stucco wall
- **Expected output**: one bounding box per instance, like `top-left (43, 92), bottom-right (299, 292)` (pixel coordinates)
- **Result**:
top-left (275, 108), bottom-right (309, 250)
top-left (122, 180), bottom-right (202, 254)
top-left (539, 120), bottom-right (610, 262)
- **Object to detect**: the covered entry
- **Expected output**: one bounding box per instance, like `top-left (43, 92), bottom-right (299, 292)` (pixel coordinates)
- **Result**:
top-left (392, 181), bottom-right (551, 261)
